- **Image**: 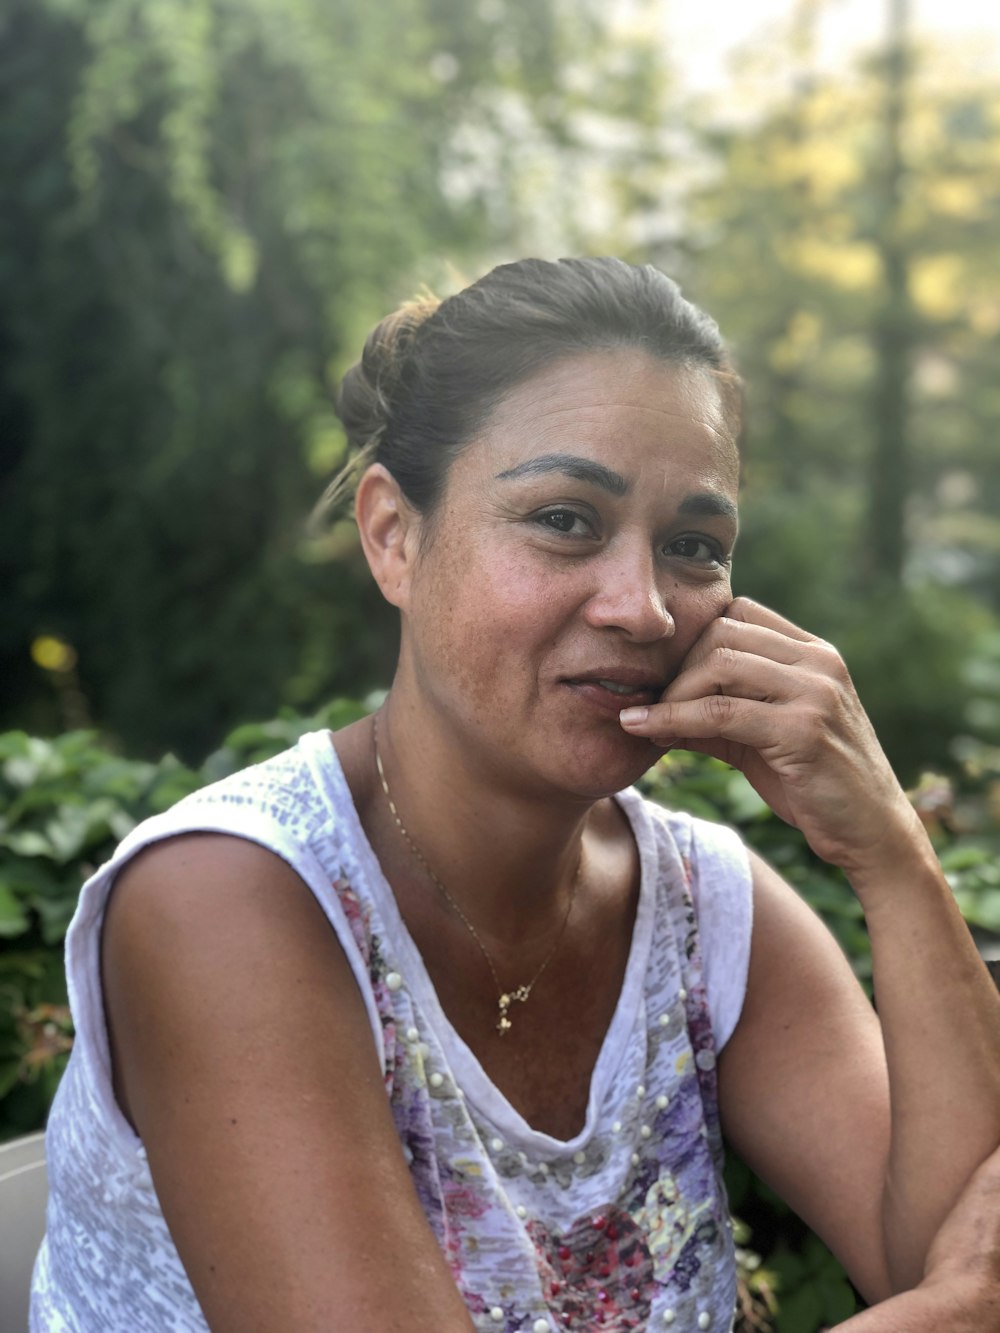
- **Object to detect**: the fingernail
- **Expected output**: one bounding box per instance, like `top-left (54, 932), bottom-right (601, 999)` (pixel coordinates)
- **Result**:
top-left (619, 707), bottom-right (649, 726)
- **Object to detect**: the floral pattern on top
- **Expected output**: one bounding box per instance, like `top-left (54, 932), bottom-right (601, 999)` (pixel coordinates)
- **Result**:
top-left (35, 732), bottom-right (750, 1333)
top-left (528, 1207), bottom-right (655, 1329)
top-left (335, 808), bottom-right (738, 1332)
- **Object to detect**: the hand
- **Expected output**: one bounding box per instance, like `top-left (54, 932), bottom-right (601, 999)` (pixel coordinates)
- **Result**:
top-left (619, 598), bottom-right (919, 874)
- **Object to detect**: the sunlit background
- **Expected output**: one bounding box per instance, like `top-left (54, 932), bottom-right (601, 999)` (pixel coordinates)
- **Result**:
top-left (672, 0), bottom-right (999, 91)
top-left (3, 0), bottom-right (999, 782)
top-left (3, 3), bottom-right (1000, 1320)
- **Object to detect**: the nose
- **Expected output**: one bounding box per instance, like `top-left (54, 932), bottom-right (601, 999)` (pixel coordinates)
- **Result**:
top-left (582, 547), bottom-right (676, 642)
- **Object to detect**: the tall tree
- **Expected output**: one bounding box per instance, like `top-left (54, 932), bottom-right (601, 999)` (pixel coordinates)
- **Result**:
top-left (867, 0), bottom-right (915, 587)
top-left (0, 0), bottom-right (643, 759)
top-left (654, 9), bottom-right (1000, 774)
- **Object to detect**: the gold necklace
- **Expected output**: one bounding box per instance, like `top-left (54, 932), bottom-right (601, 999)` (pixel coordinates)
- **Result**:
top-left (373, 716), bottom-right (581, 1037)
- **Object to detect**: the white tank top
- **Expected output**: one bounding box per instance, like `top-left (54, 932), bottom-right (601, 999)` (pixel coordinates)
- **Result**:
top-left (31, 730), bottom-right (753, 1332)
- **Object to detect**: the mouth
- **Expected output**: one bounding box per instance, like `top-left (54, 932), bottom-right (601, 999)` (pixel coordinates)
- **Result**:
top-left (562, 671), bottom-right (666, 715)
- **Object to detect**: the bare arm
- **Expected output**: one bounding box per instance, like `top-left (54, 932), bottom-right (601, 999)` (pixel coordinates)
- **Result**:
top-left (835, 1283), bottom-right (996, 1333)
top-left (621, 597), bottom-right (1000, 1295)
top-left (850, 827), bottom-right (1000, 1291)
top-left (101, 834), bottom-right (475, 1333)
top-left (718, 854), bottom-right (893, 1302)
top-left (836, 1146), bottom-right (1000, 1331)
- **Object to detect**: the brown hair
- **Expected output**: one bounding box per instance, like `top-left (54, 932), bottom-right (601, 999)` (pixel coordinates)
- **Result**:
top-left (318, 257), bottom-right (741, 521)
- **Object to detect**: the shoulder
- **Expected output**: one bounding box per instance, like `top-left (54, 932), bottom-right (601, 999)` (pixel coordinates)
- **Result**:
top-left (65, 729), bottom-right (388, 1079)
top-left (100, 826), bottom-right (374, 1133)
top-left (67, 729), bottom-right (348, 963)
top-left (100, 728), bottom-right (379, 1038)
top-left (619, 786), bottom-right (751, 898)
top-left (105, 827), bottom-right (317, 928)
top-left (157, 730), bottom-right (342, 848)
top-left (102, 829), bottom-right (341, 1003)
top-left (86, 730), bottom-right (354, 914)
top-left (619, 788), bottom-right (753, 1049)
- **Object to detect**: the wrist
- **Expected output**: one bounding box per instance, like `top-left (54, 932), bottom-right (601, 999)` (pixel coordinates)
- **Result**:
top-left (838, 803), bottom-right (942, 902)
top-left (835, 1274), bottom-right (996, 1332)
top-left (917, 1271), bottom-right (999, 1332)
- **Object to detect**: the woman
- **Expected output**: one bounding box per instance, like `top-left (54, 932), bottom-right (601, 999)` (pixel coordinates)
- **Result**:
top-left (32, 258), bottom-right (1000, 1331)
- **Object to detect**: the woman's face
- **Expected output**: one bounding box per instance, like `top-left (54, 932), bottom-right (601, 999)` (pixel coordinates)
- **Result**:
top-left (397, 348), bottom-right (741, 800)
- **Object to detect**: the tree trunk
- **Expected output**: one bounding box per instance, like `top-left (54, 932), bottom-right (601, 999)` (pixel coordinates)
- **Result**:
top-left (867, 0), bottom-right (914, 587)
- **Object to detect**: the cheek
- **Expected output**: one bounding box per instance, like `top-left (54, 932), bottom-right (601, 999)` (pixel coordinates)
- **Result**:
top-left (411, 542), bottom-right (547, 691)
top-left (673, 578), bottom-right (732, 650)
top-left (437, 538), bottom-right (561, 632)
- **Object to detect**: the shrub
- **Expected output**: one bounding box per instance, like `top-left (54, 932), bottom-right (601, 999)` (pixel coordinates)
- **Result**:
top-left (2, 707), bottom-right (997, 1331)
top-left (0, 703), bottom-right (365, 1136)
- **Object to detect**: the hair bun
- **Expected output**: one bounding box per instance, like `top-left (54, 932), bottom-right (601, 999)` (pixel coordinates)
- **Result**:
top-left (314, 257), bottom-right (740, 530)
top-left (336, 294), bottom-right (441, 454)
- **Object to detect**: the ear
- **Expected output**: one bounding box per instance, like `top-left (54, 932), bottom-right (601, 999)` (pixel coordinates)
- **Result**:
top-left (355, 464), bottom-right (422, 609)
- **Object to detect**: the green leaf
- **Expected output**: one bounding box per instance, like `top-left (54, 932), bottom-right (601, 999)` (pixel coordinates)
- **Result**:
top-left (0, 884), bottom-right (29, 938)
top-left (941, 843), bottom-right (994, 871)
top-left (770, 1246), bottom-right (806, 1287)
top-left (725, 771), bottom-right (772, 821)
top-left (0, 1059), bottom-right (23, 1102)
top-left (34, 895), bottom-right (78, 947)
top-left (2, 737), bottom-right (69, 790)
top-left (724, 1151), bottom-right (751, 1209)
top-left (0, 830), bottom-right (53, 858)
top-left (958, 891), bottom-right (1000, 932)
top-left (775, 1281), bottom-right (824, 1333)
top-left (818, 1270), bottom-right (859, 1323)
top-left (0, 733), bottom-right (31, 762)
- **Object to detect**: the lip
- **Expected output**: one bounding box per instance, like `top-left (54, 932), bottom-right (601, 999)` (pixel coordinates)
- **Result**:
top-left (561, 669), bottom-right (666, 716)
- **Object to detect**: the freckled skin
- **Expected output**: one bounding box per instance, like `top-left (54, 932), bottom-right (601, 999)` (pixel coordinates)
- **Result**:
top-left (345, 347), bottom-right (744, 1134)
top-left (395, 349), bottom-right (742, 802)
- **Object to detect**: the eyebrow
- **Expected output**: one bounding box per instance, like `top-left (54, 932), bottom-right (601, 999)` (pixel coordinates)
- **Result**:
top-left (495, 453), bottom-right (629, 495)
top-left (679, 492), bottom-right (739, 521)
top-left (495, 452), bottom-right (738, 521)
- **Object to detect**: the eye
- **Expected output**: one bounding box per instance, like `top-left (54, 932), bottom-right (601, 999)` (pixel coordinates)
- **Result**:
top-left (535, 508), bottom-right (597, 538)
top-left (665, 536), bottom-right (727, 565)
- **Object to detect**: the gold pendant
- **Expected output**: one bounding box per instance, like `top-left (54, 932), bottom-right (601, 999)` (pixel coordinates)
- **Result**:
top-left (496, 987), bottom-right (532, 1036)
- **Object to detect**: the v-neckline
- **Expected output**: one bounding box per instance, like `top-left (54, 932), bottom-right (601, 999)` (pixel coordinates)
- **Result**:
top-left (303, 729), bottom-right (659, 1154)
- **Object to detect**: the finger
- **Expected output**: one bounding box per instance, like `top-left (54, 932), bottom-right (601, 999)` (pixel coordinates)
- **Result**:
top-left (673, 737), bottom-right (754, 770)
top-left (674, 621), bottom-right (821, 687)
top-left (725, 596), bottom-right (818, 645)
top-left (620, 693), bottom-right (779, 748)
top-left (664, 652), bottom-right (805, 705)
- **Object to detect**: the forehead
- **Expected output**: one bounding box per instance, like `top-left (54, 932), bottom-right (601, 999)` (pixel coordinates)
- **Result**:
top-left (471, 349), bottom-right (739, 492)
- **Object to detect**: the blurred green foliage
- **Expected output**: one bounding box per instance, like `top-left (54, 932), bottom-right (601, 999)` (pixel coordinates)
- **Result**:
top-left (4, 4), bottom-right (1000, 1325)
top-left (0, 0), bottom-right (650, 761)
top-left (2, 714), bottom-right (999, 1331)
top-left (643, 744), bottom-right (1000, 1331)
top-left (2, 0), bottom-right (1000, 785)
top-left (0, 706), bottom-right (364, 1134)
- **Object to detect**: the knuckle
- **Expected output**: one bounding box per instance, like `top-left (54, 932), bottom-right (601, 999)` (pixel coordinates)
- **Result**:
top-left (703, 644), bottom-right (738, 679)
top-left (812, 676), bottom-right (842, 711)
top-left (705, 692), bottom-right (736, 724)
top-left (801, 704), bottom-right (828, 736)
top-left (727, 596), bottom-right (754, 619)
top-left (811, 638), bottom-right (850, 679)
top-left (694, 620), bottom-right (726, 650)
top-left (799, 697), bottom-right (844, 744)
top-left (714, 645), bottom-right (740, 672)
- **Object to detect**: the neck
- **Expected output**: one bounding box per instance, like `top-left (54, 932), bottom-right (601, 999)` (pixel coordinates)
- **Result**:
top-left (369, 692), bottom-right (596, 947)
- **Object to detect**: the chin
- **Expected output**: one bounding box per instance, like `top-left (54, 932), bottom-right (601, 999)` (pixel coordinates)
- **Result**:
top-left (547, 735), bottom-right (664, 802)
